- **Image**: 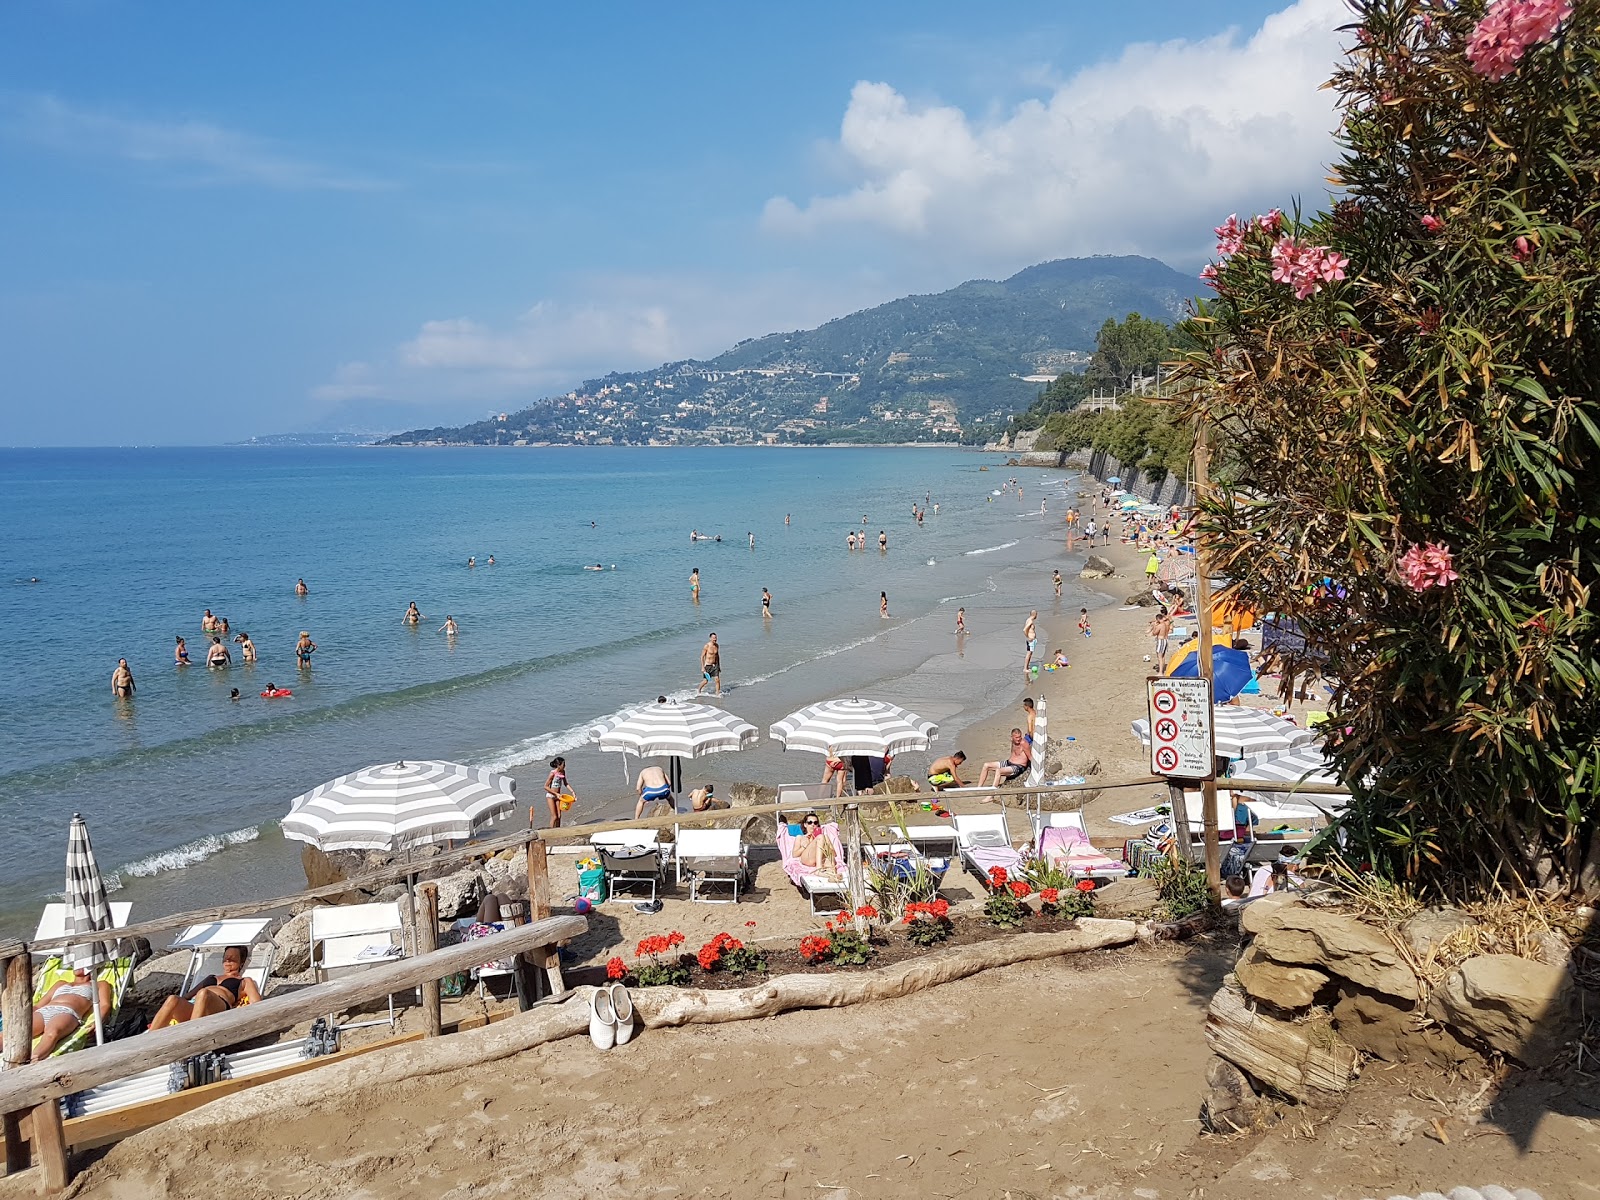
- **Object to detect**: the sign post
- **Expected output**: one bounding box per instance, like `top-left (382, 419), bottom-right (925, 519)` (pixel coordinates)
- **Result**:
top-left (1147, 676), bottom-right (1215, 877)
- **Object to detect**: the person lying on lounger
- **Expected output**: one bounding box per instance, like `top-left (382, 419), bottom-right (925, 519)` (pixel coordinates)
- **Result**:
top-left (976, 729), bottom-right (1031, 789)
top-left (794, 812), bottom-right (839, 875)
top-left (147, 945), bottom-right (261, 1030)
top-left (0, 967), bottom-right (113, 1061)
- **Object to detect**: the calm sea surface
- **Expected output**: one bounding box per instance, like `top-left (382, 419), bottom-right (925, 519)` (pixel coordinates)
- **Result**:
top-left (0, 446), bottom-right (1094, 936)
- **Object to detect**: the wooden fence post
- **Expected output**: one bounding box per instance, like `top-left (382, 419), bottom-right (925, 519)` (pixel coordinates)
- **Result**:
top-left (844, 805), bottom-right (867, 932)
top-left (30, 1101), bottom-right (67, 1192)
top-left (417, 883), bottom-right (441, 1038)
top-left (523, 839), bottom-right (563, 1002)
top-left (2, 943), bottom-right (33, 1173)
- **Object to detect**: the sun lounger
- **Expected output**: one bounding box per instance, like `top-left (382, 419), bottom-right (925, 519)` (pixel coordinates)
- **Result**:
top-left (170, 918), bottom-right (276, 999)
top-left (776, 814), bottom-right (849, 914)
top-left (901, 824), bottom-right (959, 860)
top-left (951, 812), bottom-right (1024, 885)
top-left (591, 830), bottom-right (668, 903)
top-left (27, 955), bottom-right (135, 1058)
top-left (308, 901), bottom-right (407, 1031)
top-left (1036, 819), bottom-right (1129, 883)
top-left (32, 902), bottom-right (132, 955)
top-left (675, 827), bottom-right (749, 904)
top-left (777, 781), bottom-right (843, 808)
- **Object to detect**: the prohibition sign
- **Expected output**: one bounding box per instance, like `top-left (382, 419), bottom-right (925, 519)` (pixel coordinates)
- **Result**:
top-left (1154, 717), bottom-right (1179, 742)
top-left (1151, 688), bottom-right (1178, 715)
top-left (1154, 746), bottom-right (1180, 772)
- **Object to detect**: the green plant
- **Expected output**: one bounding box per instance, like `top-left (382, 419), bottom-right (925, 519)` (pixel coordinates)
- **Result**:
top-left (983, 867), bottom-right (1032, 927)
top-left (695, 932), bottom-right (768, 976)
top-left (1040, 881), bottom-right (1097, 920)
top-left (1175, 0), bottom-right (1600, 900)
top-left (1150, 857), bottom-right (1209, 921)
top-left (632, 931), bottom-right (690, 987)
top-left (901, 899), bottom-right (954, 946)
top-left (820, 908), bottom-right (878, 965)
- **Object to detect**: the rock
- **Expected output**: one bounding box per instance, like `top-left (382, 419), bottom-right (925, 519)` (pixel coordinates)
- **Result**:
top-left (1399, 907), bottom-right (1477, 959)
top-left (124, 950), bottom-right (196, 1007)
top-left (300, 843), bottom-right (350, 891)
top-left (1206, 976), bottom-right (1359, 1102)
top-left (1331, 986), bottom-right (1475, 1066)
top-left (1235, 943), bottom-right (1329, 1011)
top-left (1091, 876), bottom-right (1161, 918)
top-left (869, 775), bottom-right (920, 796)
top-left (1124, 589), bottom-right (1163, 607)
top-left (1529, 929), bottom-right (1573, 972)
top-left (434, 869), bottom-right (487, 921)
top-left (271, 908), bottom-right (317, 977)
top-left (1245, 901), bottom-right (1419, 1002)
top-left (1079, 555), bottom-right (1116, 579)
top-left (1201, 1055), bottom-right (1262, 1134)
top-left (1428, 954), bottom-right (1578, 1066)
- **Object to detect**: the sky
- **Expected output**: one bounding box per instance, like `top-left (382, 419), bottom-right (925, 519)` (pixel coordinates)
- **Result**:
top-left (0, 0), bottom-right (1350, 445)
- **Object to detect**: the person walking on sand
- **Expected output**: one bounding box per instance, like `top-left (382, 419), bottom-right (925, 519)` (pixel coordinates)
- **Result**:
top-left (1023, 610), bottom-right (1038, 678)
top-left (880, 592), bottom-right (890, 619)
top-left (403, 602), bottom-right (423, 626)
top-left (955, 607), bottom-right (966, 635)
top-left (1149, 607), bottom-right (1172, 665)
top-left (295, 631), bottom-right (317, 667)
top-left (111, 658), bottom-right (135, 698)
top-left (1052, 569), bottom-right (1063, 599)
top-left (762, 587), bottom-right (772, 619)
top-left (697, 633), bottom-right (722, 697)
top-left (295, 578), bottom-right (309, 596)
top-left (540, 756), bottom-right (574, 828)
top-left (1079, 608), bottom-right (1092, 638)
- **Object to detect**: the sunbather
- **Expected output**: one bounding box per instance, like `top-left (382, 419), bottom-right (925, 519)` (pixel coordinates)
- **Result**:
top-left (976, 729), bottom-right (1031, 788)
top-left (1, 967), bottom-right (112, 1061)
top-left (147, 945), bottom-right (261, 1029)
top-left (794, 813), bottom-right (839, 875)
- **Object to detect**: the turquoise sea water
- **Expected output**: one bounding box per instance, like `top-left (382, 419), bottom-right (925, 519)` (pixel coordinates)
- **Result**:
top-left (0, 446), bottom-right (1093, 935)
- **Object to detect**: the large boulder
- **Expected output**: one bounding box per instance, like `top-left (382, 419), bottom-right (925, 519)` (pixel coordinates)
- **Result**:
top-left (1398, 907), bottom-right (1477, 959)
top-left (1091, 876), bottom-right (1161, 918)
top-left (1235, 943), bottom-right (1329, 1011)
top-left (1244, 901), bottom-right (1419, 1002)
top-left (1332, 986), bottom-right (1475, 1066)
top-left (1428, 954), bottom-right (1578, 1066)
top-left (1124, 589), bottom-right (1163, 607)
top-left (434, 869), bottom-right (487, 921)
top-left (1079, 555), bottom-right (1116, 579)
top-left (271, 908), bottom-right (317, 977)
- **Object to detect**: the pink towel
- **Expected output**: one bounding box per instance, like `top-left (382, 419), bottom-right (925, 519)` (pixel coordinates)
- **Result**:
top-left (777, 823), bottom-right (845, 886)
top-left (1040, 826), bottom-right (1128, 877)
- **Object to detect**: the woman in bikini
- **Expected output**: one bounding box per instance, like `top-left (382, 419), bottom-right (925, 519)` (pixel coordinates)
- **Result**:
top-left (540, 756), bottom-right (574, 828)
top-left (2, 968), bottom-right (113, 1061)
top-left (794, 813), bottom-right (838, 875)
top-left (821, 746), bottom-right (850, 798)
top-left (147, 945), bottom-right (260, 1029)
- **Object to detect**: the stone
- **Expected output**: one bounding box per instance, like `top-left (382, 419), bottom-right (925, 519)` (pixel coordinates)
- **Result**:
top-left (1238, 894), bottom-right (1304, 936)
top-left (1428, 953), bottom-right (1578, 1066)
top-left (271, 908), bottom-right (317, 976)
top-left (1398, 907), bottom-right (1477, 960)
top-left (300, 843), bottom-right (350, 890)
top-left (1529, 929), bottom-right (1573, 971)
top-left (1201, 1055), bottom-right (1261, 1134)
top-left (434, 869), bottom-right (487, 920)
top-left (1091, 876), bottom-right (1162, 918)
top-left (1246, 903), bottom-right (1419, 1002)
top-left (1124, 589), bottom-right (1163, 607)
top-left (869, 775), bottom-right (920, 796)
top-left (1235, 943), bottom-right (1329, 1011)
top-left (1331, 986), bottom-right (1475, 1066)
top-left (1079, 555), bottom-right (1116, 579)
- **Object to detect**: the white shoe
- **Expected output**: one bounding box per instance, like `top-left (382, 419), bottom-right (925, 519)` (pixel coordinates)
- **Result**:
top-left (589, 987), bottom-right (616, 1050)
top-left (610, 984), bottom-right (635, 1045)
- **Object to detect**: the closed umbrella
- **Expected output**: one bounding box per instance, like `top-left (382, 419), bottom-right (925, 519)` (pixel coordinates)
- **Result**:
top-left (770, 697), bottom-right (937, 757)
top-left (590, 698), bottom-right (757, 792)
top-left (282, 760), bottom-right (517, 851)
top-left (1168, 647), bottom-right (1254, 703)
top-left (64, 814), bottom-right (115, 1045)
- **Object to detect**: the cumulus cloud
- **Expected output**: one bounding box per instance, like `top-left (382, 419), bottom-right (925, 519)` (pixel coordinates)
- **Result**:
top-left (762, 0), bottom-right (1347, 264)
top-left (5, 94), bottom-right (387, 190)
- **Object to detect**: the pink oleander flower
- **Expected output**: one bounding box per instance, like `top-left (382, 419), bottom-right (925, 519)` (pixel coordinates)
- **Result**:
top-left (1397, 542), bottom-right (1460, 592)
top-left (1467, 0), bottom-right (1573, 80)
top-left (1214, 214), bottom-right (1247, 257)
top-left (1421, 214), bottom-right (1443, 233)
top-left (1271, 237), bottom-right (1349, 300)
top-left (1513, 235), bottom-right (1534, 262)
top-left (1256, 208), bottom-right (1284, 235)
top-left (1199, 262), bottom-right (1220, 288)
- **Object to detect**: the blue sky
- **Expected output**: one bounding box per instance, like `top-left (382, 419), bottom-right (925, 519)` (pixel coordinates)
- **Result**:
top-left (0, 1), bottom-right (1346, 445)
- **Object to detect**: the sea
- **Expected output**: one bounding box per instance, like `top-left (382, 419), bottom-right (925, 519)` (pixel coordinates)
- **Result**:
top-left (0, 446), bottom-right (1106, 939)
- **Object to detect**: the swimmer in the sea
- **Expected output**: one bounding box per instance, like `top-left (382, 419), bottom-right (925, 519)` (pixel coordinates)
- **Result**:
top-left (111, 658), bottom-right (135, 698)
top-left (467, 557), bottom-right (476, 568)
top-left (690, 568), bottom-right (700, 600)
top-left (230, 688), bottom-right (241, 702)
top-left (880, 592), bottom-right (890, 618)
top-left (439, 616), bottom-right (459, 635)
top-left (295, 578), bottom-right (309, 596)
top-left (762, 587), bottom-right (772, 618)
top-left (403, 602), bottom-right (422, 625)
top-left (175, 635), bottom-right (191, 665)
top-left (201, 609), bottom-right (218, 633)
top-left (235, 631), bottom-right (257, 663)
top-left (295, 631), bottom-right (316, 666)
top-left (584, 564), bottom-right (603, 571)
top-left (487, 555), bottom-right (496, 565)
top-left (206, 637), bottom-right (231, 668)
top-left (878, 531), bottom-right (888, 551)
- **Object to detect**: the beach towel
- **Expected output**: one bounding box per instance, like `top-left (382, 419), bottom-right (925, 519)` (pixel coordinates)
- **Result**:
top-left (967, 844), bottom-right (1025, 881)
top-left (1039, 826), bottom-right (1128, 878)
top-left (1109, 806), bottom-right (1168, 827)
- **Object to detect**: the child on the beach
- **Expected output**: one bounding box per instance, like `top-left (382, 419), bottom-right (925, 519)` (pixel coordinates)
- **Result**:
top-left (1053, 649), bottom-right (1069, 667)
top-left (955, 607), bottom-right (966, 634)
top-left (1078, 608), bottom-right (1092, 638)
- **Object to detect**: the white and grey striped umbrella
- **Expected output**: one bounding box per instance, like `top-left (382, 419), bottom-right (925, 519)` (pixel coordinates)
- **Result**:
top-left (769, 697), bottom-right (938, 757)
top-left (282, 760), bottom-right (517, 852)
top-left (589, 699), bottom-right (757, 758)
top-left (1132, 707), bottom-right (1316, 759)
top-left (1231, 745), bottom-right (1342, 789)
top-left (64, 813), bottom-right (115, 972)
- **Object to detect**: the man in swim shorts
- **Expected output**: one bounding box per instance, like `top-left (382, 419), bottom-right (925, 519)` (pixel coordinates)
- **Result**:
top-left (634, 764), bottom-right (674, 818)
top-left (697, 633), bottom-right (721, 697)
top-left (111, 658), bottom-right (135, 698)
top-left (977, 730), bottom-right (1032, 788)
top-left (690, 783), bottom-right (726, 811)
top-left (1023, 610), bottom-right (1038, 677)
top-left (926, 751), bottom-right (966, 790)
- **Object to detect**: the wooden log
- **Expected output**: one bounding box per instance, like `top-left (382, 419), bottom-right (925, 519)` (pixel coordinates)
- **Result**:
top-left (524, 839), bottom-right (562, 998)
top-left (1204, 977), bottom-right (1358, 1102)
top-left (844, 804), bottom-right (866, 932)
top-left (637, 921), bottom-right (1143, 1027)
top-left (1166, 781), bottom-right (1191, 865)
top-left (0, 914), bottom-right (585, 1117)
top-left (417, 884), bottom-right (441, 1038)
top-left (2, 946), bottom-right (34, 1174)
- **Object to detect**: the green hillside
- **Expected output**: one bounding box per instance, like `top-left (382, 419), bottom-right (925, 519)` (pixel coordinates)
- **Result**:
top-left (382, 255), bottom-right (1196, 446)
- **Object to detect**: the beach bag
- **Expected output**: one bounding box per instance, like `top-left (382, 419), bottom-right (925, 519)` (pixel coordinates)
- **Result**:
top-left (577, 866), bottom-right (607, 903)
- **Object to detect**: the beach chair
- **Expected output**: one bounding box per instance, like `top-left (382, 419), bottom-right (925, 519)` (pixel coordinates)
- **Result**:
top-left (863, 832), bottom-right (950, 899)
top-left (901, 824), bottom-right (959, 861)
top-left (952, 812), bottom-right (1024, 886)
top-left (32, 902), bottom-right (133, 957)
top-left (591, 830), bottom-right (668, 903)
top-left (27, 955), bottom-right (136, 1059)
top-left (775, 813), bottom-right (849, 915)
top-left (1034, 813), bottom-right (1129, 883)
top-left (308, 901), bottom-right (407, 1031)
top-left (674, 827), bottom-right (749, 904)
top-left (452, 897), bottom-right (529, 999)
top-left (170, 918), bottom-right (277, 999)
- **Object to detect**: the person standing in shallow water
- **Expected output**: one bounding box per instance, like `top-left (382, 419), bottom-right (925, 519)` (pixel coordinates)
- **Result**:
top-left (295, 631), bottom-right (317, 667)
top-left (690, 567), bottom-right (700, 603)
top-left (880, 592), bottom-right (890, 618)
top-left (111, 658), bottom-right (135, 698)
top-left (295, 578), bottom-right (309, 596)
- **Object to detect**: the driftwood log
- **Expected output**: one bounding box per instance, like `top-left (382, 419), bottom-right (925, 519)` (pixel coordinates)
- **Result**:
top-left (1205, 976), bottom-right (1359, 1102)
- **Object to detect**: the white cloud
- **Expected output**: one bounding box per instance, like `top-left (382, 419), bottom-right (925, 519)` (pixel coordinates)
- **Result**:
top-left (310, 361), bottom-right (383, 403)
top-left (5, 94), bottom-right (388, 191)
top-left (762, 0), bottom-right (1346, 264)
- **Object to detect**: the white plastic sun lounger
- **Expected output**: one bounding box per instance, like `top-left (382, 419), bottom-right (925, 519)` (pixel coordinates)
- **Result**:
top-left (1032, 811), bottom-right (1129, 883)
top-left (952, 812), bottom-right (1024, 884)
top-left (591, 830), bottom-right (668, 903)
top-left (170, 918), bottom-right (276, 998)
top-left (308, 902), bottom-right (407, 1031)
top-left (675, 827), bottom-right (749, 903)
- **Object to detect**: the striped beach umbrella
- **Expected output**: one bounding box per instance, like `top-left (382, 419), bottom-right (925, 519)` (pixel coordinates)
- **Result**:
top-left (64, 813), bottom-right (115, 1044)
top-left (282, 760), bottom-right (516, 852)
top-left (769, 697), bottom-right (938, 757)
top-left (1131, 707), bottom-right (1315, 759)
top-left (589, 699), bottom-right (757, 759)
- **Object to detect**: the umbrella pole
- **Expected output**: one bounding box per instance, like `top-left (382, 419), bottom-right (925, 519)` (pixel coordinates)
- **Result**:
top-left (1193, 420), bottom-right (1223, 906)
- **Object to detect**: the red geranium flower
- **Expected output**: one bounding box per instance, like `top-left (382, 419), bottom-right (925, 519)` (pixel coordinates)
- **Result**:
top-left (988, 866), bottom-right (1008, 886)
top-left (666, 931), bottom-right (686, 948)
top-left (1076, 879), bottom-right (1097, 893)
top-left (605, 956), bottom-right (627, 980)
top-left (855, 904), bottom-right (879, 920)
top-left (1040, 888), bottom-right (1059, 904)
top-left (799, 935), bottom-right (831, 963)
top-left (1008, 880), bottom-right (1031, 899)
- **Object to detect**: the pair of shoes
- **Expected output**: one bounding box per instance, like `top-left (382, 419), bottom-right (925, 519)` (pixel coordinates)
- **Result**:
top-left (589, 984), bottom-right (636, 1049)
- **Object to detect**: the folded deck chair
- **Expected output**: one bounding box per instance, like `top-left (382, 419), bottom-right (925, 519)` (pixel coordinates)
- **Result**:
top-left (675, 827), bottom-right (748, 903)
top-left (952, 812), bottom-right (1024, 885)
top-left (27, 954), bottom-right (135, 1058)
top-left (170, 918), bottom-right (276, 1000)
top-left (1037, 823), bottom-right (1129, 883)
top-left (308, 901), bottom-right (406, 1031)
top-left (776, 814), bottom-right (848, 915)
top-left (32, 902), bottom-right (133, 956)
top-left (591, 830), bottom-right (667, 903)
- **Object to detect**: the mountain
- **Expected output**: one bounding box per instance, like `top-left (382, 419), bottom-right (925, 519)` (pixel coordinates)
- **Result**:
top-left (381, 255), bottom-right (1197, 446)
